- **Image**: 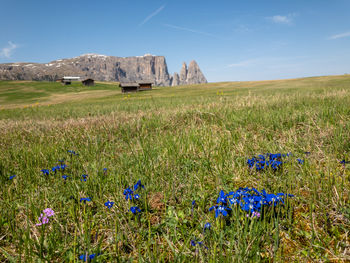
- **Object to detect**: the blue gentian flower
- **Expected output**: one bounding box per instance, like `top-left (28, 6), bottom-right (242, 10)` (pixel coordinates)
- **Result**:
top-left (209, 205), bottom-right (231, 218)
top-left (79, 253), bottom-right (100, 262)
top-left (204, 222), bottom-right (211, 230)
top-left (60, 164), bottom-right (67, 170)
top-left (134, 194), bottom-right (140, 200)
top-left (103, 168), bottom-right (107, 172)
top-left (9, 175), bottom-right (16, 180)
top-left (192, 200), bottom-right (196, 206)
top-left (133, 180), bottom-right (145, 191)
top-left (81, 174), bottom-right (88, 182)
top-left (297, 159), bottom-right (304, 164)
top-left (68, 150), bottom-right (78, 155)
top-left (123, 188), bottom-right (133, 200)
top-left (80, 197), bottom-right (92, 203)
top-left (191, 240), bottom-right (208, 249)
top-left (62, 175), bottom-right (69, 180)
top-left (58, 159), bottom-right (64, 164)
top-left (104, 200), bottom-right (114, 209)
top-left (216, 190), bottom-right (227, 204)
top-left (130, 206), bottom-right (141, 214)
top-left (41, 169), bottom-right (50, 175)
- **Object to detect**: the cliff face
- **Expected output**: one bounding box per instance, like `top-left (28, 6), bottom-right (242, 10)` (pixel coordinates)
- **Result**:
top-left (0, 54), bottom-right (207, 86)
top-left (172, 60), bottom-right (207, 86)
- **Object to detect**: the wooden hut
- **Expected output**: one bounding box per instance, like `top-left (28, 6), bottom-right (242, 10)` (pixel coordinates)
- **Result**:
top-left (61, 76), bottom-right (80, 85)
top-left (120, 83), bottom-right (139, 93)
top-left (82, 78), bottom-right (95, 86)
top-left (120, 82), bottom-right (153, 93)
top-left (138, 82), bottom-right (153, 91)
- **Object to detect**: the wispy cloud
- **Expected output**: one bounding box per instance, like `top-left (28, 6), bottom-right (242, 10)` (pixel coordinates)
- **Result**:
top-left (268, 13), bottom-right (296, 25)
top-left (0, 41), bottom-right (18, 58)
top-left (328, 31), bottom-right (350, 40)
top-left (164, 24), bottom-right (219, 39)
top-left (228, 59), bottom-right (261, 68)
top-left (139, 4), bottom-right (165, 26)
top-left (227, 56), bottom-right (307, 68)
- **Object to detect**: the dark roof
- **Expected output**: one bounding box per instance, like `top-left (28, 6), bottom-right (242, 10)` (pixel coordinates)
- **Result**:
top-left (120, 82), bottom-right (139, 87)
top-left (82, 78), bottom-right (94, 82)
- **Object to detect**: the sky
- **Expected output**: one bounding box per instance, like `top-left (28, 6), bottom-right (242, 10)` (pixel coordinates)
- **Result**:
top-left (1, 0), bottom-right (350, 82)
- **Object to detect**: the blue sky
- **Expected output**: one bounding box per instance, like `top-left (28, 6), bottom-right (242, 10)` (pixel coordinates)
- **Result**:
top-left (1, 0), bottom-right (350, 82)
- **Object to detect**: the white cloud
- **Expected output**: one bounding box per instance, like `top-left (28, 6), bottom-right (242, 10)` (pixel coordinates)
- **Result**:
top-left (139, 4), bottom-right (165, 26)
top-left (0, 41), bottom-right (18, 58)
top-left (268, 14), bottom-right (296, 25)
top-left (328, 31), bottom-right (350, 40)
top-left (164, 23), bottom-right (220, 39)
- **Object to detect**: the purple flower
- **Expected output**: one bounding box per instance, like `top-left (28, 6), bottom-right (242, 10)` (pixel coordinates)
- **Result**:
top-left (43, 208), bottom-right (55, 217)
top-left (36, 214), bottom-right (49, 226)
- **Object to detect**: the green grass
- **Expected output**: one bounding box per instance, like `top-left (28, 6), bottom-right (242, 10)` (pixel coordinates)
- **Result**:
top-left (0, 76), bottom-right (349, 262)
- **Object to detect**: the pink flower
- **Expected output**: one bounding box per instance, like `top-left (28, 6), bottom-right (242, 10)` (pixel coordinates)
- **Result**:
top-left (36, 214), bottom-right (49, 226)
top-left (43, 208), bottom-right (55, 217)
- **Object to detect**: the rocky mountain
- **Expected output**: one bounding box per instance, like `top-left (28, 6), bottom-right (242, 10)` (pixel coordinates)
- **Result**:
top-left (171, 60), bottom-right (207, 86)
top-left (0, 54), bottom-right (207, 86)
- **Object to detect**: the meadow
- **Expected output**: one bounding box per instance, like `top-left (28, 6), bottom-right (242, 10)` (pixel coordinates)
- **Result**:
top-left (0, 76), bottom-right (349, 262)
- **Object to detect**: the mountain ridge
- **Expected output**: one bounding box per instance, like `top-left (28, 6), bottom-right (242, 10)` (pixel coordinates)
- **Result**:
top-left (0, 54), bottom-right (207, 86)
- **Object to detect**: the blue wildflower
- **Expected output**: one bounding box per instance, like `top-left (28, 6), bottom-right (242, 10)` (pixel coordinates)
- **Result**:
top-left (103, 168), bottom-right (107, 172)
top-left (58, 159), bottom-right (64, 164)
top-left (133, 180), bottom-right (145, 191)
top-left (68, 150), bottom-right (78, 155)
top-left (9, 175), bottom-right (16, 180)
top-left (134, 194), bottom-right (140, 200)
top-left (191, 240), bottom-right (208, 249)
top-left (51, 165), bottom-right (60, 173)
top-left (130, 206), bottom-right (141, 214)
top-left (79, 253), bottom-right (100, 262)
top-left (123, 188), bottom-right (133, 200)
top-left (62, 175), bottom-right (69, 180)
top-left (297, 159), bottom-right (304, 164)
top-left (80, 197), bottom-right (92, 203)
top-left (81, 174), bottom-right (88, 182)
top-left (204, 222), bottom-right (211, 230)
top-left (209, 205), bottom-right (231, 218)
top-left (41, 169), bottom-right (50, 175)
top-left (60, 164), bottom-right (67, 170)
top-left (216, 190), bottom-right (227, 204)
top-left (104, 200), bottom-right (114, 209)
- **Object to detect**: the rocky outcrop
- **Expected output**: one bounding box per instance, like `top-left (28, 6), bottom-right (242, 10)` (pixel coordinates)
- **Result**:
top-left (186, 60), bottom-right (207, 84)
top-left (0, 54), bottom-right (207, 86)
top-left (179, 62), bottom-right (188, 84)
top-left (173, 60), bottom-right (207, 85)
top-left (172, 73), bottom-right (180, 86)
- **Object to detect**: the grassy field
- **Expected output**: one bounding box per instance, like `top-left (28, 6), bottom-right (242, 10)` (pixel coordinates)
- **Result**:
top-left (0, 76), bottom-right (349, 262)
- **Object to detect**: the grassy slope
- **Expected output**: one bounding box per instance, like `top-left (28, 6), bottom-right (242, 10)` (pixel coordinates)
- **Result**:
top-left (0, 76), bottom-right (349, 262)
